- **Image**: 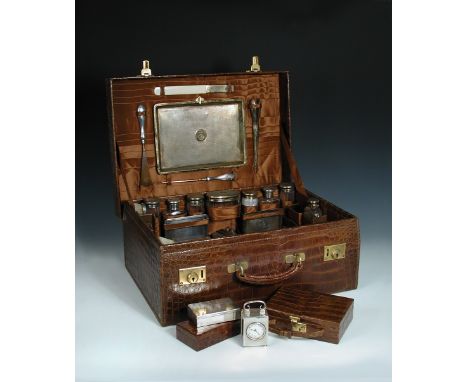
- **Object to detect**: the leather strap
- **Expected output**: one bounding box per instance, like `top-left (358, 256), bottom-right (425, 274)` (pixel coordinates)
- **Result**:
top-left (280, 128), bottom-right (306, 196)
top-left (116, 144), bottom-right (133, 201)
top-left (235, 262), bottom-right (304, 285)
top-left (269, 318), bottom-right (324, 339)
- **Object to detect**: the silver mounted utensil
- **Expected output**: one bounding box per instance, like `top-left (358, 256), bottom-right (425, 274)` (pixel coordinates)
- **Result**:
top-left (137, 104), bottom-right (152, 187)
top-left (161, 172), bottom-right (236, 185)
top-left (249, 99), bottom-right (262, 172)
top-left (154, 84), bottom-right (234, 96)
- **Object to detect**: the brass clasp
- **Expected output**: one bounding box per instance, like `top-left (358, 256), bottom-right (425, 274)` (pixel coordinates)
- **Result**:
top-left (284, 252), bottom-right (305, 265)
top-left (227, 261), bottom-right (249, 275)
top-left (140, 60), bottom-right (152, 76)
top-left (290, 315), bottom-right (307, 333)
top-left (249, 56), bottom-right (261, 72)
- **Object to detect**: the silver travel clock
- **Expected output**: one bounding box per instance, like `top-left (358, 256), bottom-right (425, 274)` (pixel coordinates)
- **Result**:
top-left (241, 300), bottom-right (268, 347)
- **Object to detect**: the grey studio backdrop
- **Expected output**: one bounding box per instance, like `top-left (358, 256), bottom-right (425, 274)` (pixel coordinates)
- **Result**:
top-left (76, 1), bottom-right (391, 381)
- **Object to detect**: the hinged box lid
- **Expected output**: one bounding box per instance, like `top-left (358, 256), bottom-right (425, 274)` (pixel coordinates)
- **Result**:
top-left (107, 68), bottom-right (296, 217)
top-left (267, 285), bottom-right (354, 343)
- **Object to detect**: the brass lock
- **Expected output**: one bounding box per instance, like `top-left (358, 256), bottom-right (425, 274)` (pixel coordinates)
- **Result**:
top-left (179, 266), bottom-right (206, 285)
top-left (187, 272), bottom-right (199, 283)
top-left (324, 243), bottom-right (346, 261)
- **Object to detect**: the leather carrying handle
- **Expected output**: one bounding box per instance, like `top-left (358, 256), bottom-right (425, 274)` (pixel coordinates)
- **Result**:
top-left (269, 318), bottom-right (324, 339)
top-left (235, 261), bottom-right (304, 285)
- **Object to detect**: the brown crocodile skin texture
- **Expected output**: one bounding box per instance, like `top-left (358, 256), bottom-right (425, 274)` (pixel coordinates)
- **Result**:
top-left (267, 285), bottom-right (354, 344)
top-left (123, 190), bottom-right (360, 326)
top-left (176, 320), bottom-right (241, 351)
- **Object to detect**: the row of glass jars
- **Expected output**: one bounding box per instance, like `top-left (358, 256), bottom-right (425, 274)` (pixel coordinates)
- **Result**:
top-left (159, 182), bottom-right (297, 217)
top-left (137, 181), bottom-right (323, 223)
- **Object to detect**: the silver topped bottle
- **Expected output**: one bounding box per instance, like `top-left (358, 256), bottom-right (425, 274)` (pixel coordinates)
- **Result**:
top-left (279, 182), bottom-right (295, 207)
top-left (303, 198), bottom-right (323, 224)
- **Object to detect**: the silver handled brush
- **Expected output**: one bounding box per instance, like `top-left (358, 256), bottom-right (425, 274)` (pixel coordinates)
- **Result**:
top-left (137, 105), bottom-right (152, 187)
top-left (249, 99), bottom-right (262, 172)
top-left (161, 172), bottom-right (236, 185)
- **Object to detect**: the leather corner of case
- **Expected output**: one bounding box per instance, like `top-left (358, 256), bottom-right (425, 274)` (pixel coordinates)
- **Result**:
top-left (337, 299), bottom-right (354, 343)
top-left (176, 321), bottom-right (202, 351)
top-left (176, 320), bottom-right (241, 351)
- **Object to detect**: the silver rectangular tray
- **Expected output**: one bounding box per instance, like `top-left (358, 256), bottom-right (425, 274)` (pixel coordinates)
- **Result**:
top-left (153, 99), bottom-right (246, 174)
top-left (188, 297), bottom-right (240, 328)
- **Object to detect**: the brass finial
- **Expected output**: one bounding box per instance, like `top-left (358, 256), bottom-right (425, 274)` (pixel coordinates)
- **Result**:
top-left (141, 60), bottom-right (152, 76)
top-left (250, 56), bottom-right (261, 72)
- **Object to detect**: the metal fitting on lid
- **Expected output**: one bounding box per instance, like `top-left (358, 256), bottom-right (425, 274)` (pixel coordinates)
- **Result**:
top-left (250, 56), bottom-right (261, 72)
top-left (141, 60), bottom-right (152, 76)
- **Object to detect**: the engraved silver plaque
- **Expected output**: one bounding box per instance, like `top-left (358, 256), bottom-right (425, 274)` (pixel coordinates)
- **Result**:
top-left (153, 99), bottom-right (246, 174)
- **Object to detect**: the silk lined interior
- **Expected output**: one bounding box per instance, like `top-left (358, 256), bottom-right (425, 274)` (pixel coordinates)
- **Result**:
top-left (109, 73), bottom-right (293, 205)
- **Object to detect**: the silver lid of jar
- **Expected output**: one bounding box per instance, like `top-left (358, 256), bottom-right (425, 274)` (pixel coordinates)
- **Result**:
top-left (242, 189), bottom-right (258, 199)
top-left (279, 182), bottom-right (295, 191)
top-left (186, 193), bottom-right (205, 202)
top-left (307, 198), bottom-right (320, 206)
top-left (262, 186), bottom-right (277, 199)
top-left (206, 190), bottom-right (240, 203)
top-left (167, 198), bottom-right (181, 212)
top-left (144, 197), bottom-right (160, 207)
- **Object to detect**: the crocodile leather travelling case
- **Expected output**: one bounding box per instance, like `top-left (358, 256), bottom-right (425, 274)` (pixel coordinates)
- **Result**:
top-left (107, 61), bottom-right (360, 326)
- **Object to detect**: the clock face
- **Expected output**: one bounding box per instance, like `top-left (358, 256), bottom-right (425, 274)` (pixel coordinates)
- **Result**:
top-left (246, 322), bottom-right (266, 341)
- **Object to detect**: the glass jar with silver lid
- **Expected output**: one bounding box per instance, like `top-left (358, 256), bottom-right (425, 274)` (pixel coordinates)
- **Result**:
top-left (241, 189), bottom-right (259, 214)
top-left (144, 197), bottom-right (160, 215)
top-left (259, 185), bottom-right (280, 211)
top-left (303, 197), bottom-right (323, 225)
top-left (279, 182), bottom-right (295, 207)
top-left (163, 197), bottom-right (186, 220)
top-left (206, 190), bottom-right (240, 206)
top-left (186, 193), bottom-right (205, 215)
top-left (206, 190), bottom-right (241, 220)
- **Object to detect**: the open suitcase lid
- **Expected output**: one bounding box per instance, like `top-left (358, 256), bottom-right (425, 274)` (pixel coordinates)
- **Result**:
top-left (267, 285), bottom-right (354, 342)
top-left (107, 58), bottom-right (305, 217)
